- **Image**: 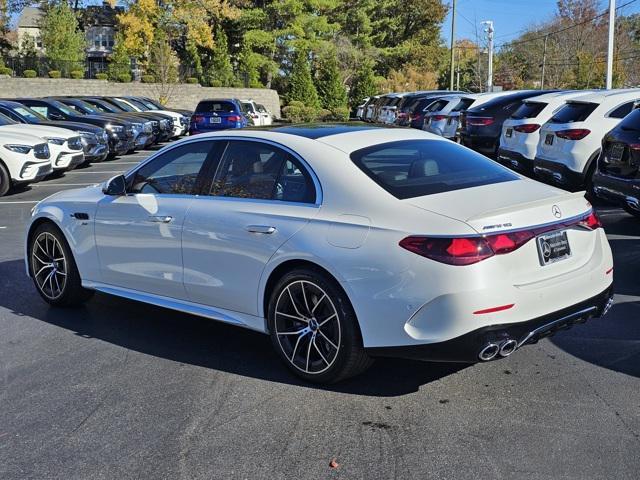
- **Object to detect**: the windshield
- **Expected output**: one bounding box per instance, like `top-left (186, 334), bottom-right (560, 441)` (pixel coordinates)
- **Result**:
top-left (14, 105), bottom-right (46, 121)
top-left (0, 112), bottom-right (17, 125)
top-left (126, 98), bottom-right (149, 110)
top-left (350, 139), bottom-right (518, 199)
top-left (110, 99), bottom-right (136, 112)
top-left (48, 101), bottom-right (76, 116)
top-left (141, 98), bottom-right (162, 109)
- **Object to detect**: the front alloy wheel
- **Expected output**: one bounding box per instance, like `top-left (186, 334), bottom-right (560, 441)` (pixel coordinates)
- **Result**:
top-left (268, 269), bottom-right (372, 383)
top-left (29, 223), bottom-right (93, 307)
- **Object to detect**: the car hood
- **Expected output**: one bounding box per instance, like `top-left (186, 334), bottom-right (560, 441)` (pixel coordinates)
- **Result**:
top-left (404, 179), bottom-right (591, 234)
top-left (0, 130), bottom-right (47, 145)
top-left (40, 121), bottom-right (104, 134)
top-left (0, 124), bottom-right (76, 139)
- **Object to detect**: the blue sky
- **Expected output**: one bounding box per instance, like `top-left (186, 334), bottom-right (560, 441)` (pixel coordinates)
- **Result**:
top-left (442, 0), bottom-right (640, 46)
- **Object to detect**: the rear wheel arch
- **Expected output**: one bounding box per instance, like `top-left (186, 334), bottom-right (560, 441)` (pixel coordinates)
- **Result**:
top-left (262, 259), bottom-right (356, 329)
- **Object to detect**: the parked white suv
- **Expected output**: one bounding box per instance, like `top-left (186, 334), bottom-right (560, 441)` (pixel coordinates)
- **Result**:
top-left (0, 131), bottom-right (51, 196)
top-left (498, 90), bottom-right (597, 173)
top-left (534, 89), bottom-right (640, 190)
top-left (422, 95), bottom-right (462, 136)
top-left (0, 114), bottom-right (84, 173)
top-left (114, 97), bottom-right (187, 138)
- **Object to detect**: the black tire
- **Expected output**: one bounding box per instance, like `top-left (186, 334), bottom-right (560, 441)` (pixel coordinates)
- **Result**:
top-left (0, 161), bottom-right (10, 197)
top-left (28, 222), bottom-right (93, 307)
top-left (267, 268), bottom-right (373, 383)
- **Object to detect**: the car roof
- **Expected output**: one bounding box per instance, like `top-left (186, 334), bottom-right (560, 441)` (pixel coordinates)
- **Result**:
top-left (566, 88), bottom-right (640, 106)
top-left (263, 123), bottom-right (388, 139)
top-left (523, 90), bottom-right (600, 105)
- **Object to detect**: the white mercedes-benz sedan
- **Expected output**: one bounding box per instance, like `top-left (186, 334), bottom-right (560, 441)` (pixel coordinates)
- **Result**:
top-left (25, 125), bottom-right (614, 383)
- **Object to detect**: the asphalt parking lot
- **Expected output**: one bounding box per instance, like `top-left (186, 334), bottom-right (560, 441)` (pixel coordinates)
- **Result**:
top-left (0, 148), bottom-right (639, 480)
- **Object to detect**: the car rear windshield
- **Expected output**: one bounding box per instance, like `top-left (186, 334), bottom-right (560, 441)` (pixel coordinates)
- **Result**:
top-left (350, 140), bottom-right (518, 199)
top-left (550, 102), bottom-right (597, 123)
top-left (451, 98), bottom-right (475, 112)
top-left (511, 102), bottom-right (546, 119)
top-left (425, 100), bottom-right (449, 112)
top-left (196, 101), bottom-right (238, 113)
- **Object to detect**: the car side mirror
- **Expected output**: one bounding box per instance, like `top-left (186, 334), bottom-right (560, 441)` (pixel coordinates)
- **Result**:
top-left (49, 112), bottom-right (65, 121)
top-left (103, 175), bottom-right (127, 196)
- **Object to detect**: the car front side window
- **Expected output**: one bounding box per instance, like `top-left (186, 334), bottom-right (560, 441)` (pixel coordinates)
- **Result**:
top-left (128, 141), bottom-right (214, 195)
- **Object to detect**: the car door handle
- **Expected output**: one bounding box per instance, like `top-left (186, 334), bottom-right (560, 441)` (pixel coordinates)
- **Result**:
top-left (246, 225), bottom-right (276, 234)
top-left (147, 215), bottom-right (173, 223)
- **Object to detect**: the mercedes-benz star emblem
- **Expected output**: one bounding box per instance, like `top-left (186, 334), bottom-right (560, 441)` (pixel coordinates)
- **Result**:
top-left (552, 205), bottom-right (562, 218)
top-left (541, 240), bottom-right (552, 259)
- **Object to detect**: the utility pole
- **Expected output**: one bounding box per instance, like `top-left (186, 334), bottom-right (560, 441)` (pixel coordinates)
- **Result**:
top-left (606, 0), bottom-right (616, 89)
top-left (540, 35), bottom-right (548, 89)
top-left (456, 48), bottom-right (461, 90)
top-left (482, 20), bottom-right (494, 92)
top-left (449, 0), bottom-right (457, 91)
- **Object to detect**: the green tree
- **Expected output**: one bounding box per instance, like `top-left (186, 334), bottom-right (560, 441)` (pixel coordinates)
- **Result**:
top-left (288, 50), bottom-right (319, 108)
top-left (40, 2), bottom-right (86, 75)
top-left (148, 30), bottom-right (179, 102)
top-left (205, 27), bottom-right (234, 87)
top-left (315, 49), bottom-right (347, 109)
top-left (348, 59), bottom-right (377, 108)
top-left (107, 33), bottom-right (131, 81)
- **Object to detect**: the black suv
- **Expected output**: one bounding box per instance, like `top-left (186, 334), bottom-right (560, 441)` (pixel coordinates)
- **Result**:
top-left (461, 90), bottom-right (558, 157)
top-left (593, 106), bottom-right (640, 219)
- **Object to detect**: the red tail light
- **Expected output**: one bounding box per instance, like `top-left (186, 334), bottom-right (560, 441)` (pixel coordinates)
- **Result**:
top-left (228, 115), bottom-right (241, 122)
top-left (467, 116), bottom-right (494, 126)
top-left (399, 211), bottom-right (601, 266)
top-left (580, 211), bottom-right (602, 230)
top-left (513, 124), bottom-right (541, 133)
top-left (399, 236), bottom-right (494, 266)
top-left (432, 115), bottom-right (447, 121)
top-left (192, 115), bottom-right (204, 123)
top-left (556, 129), bottom-right (591, 140)
top-left (629, 143), bottom-right (640, 151)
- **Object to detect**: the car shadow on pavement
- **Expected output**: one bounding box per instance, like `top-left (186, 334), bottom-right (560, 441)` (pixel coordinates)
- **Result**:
top-left (550, 215), bottom-right (640, 379)
top-left (0, 259), bottom-right (465, 396)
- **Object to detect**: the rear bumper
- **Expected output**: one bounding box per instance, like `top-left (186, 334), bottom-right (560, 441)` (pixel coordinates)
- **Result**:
top-left (366, 285), bottom-right (613, 363)
top-left (593, 170), bottom-right (640, 211)
top-left (460, 133), bottom-right (498, 155)
top-left (534, 157), bottom-right (584, 188)
top-left (497, 148), bottom-right (534, 173)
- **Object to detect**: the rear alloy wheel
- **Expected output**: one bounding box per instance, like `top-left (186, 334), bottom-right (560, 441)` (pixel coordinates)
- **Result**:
top-left (29, 223), bottom-right (93, 307)
top-left (268, 269), bottom-right (372, 383)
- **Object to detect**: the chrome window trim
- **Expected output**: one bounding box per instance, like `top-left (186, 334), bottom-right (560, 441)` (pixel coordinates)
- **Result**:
top-left (124, 135), bottom-right (323, 206)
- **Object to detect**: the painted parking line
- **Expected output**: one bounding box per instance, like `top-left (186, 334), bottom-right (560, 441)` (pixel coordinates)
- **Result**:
top-left (0, 226), bottom-right (6, 229)
top-left (66, 170), bottom-right (124, 174)
top-left (31, 183), bottom-right (94, 187)
top-left (0, 200), bottom-right (39, 204)
top-left (106, 161), bottom-right (143, 165)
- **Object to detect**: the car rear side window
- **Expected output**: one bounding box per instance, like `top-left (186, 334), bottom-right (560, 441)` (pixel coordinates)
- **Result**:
top-left (350, 140), bottom-right (518, 199)
top-left (550, 102), bottom-right (597, 123)
top-left (425, 100), bottom-right (448, 112)
top-left (511, 102), bottom-right (546, 119)
top-left (196, 101), bottom-right (237, 113)
top-left (211, 140), bottom-right (316, 203)
top-left (608, 101), bottom-right (635, 119)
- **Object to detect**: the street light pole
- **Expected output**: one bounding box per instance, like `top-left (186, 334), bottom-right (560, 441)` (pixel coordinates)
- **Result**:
top-left (606, 0), bottom-right (616, 89)
top-left (449, 0), bottom-right (457, 91)
top-left (540, 35), bottom-right (548, 89)
top-left (482, 20), bottom-right (494, 92)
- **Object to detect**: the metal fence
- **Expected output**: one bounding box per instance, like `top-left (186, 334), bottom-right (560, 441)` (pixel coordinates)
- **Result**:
top-left (1, 56), bottom-right (251, 87)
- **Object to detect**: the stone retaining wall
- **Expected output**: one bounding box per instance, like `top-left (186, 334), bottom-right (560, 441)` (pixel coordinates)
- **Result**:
top-left (0, 78), bottom-right (281, 117)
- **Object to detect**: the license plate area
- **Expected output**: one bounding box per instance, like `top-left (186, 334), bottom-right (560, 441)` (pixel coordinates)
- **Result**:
top-left (505, 128), bottom-right (513, 138)
top-left (210, 117), bottom-right (222, 124)
top-left (607, 143), bottom-right (625, 163)
top-left (545, 134), bottom-right (554, 145)
top-left (537, 230), bottom-right (571, 266)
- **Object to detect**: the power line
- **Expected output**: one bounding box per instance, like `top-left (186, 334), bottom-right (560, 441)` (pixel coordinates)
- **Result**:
top-left (495, 0), bottom-right (638, 49)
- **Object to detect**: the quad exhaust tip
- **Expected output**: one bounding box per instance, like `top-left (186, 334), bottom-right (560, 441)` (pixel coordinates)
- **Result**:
top-left (499, 339), bottom-right (518, 357)
top-left (479, 339), bottom-right (519, 361)
top-left (478, 343), bottom-right (500, 361)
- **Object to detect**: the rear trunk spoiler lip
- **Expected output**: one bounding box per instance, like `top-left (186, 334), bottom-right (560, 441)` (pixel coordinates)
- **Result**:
top-left (464, 191), bottom-right (587, 223)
